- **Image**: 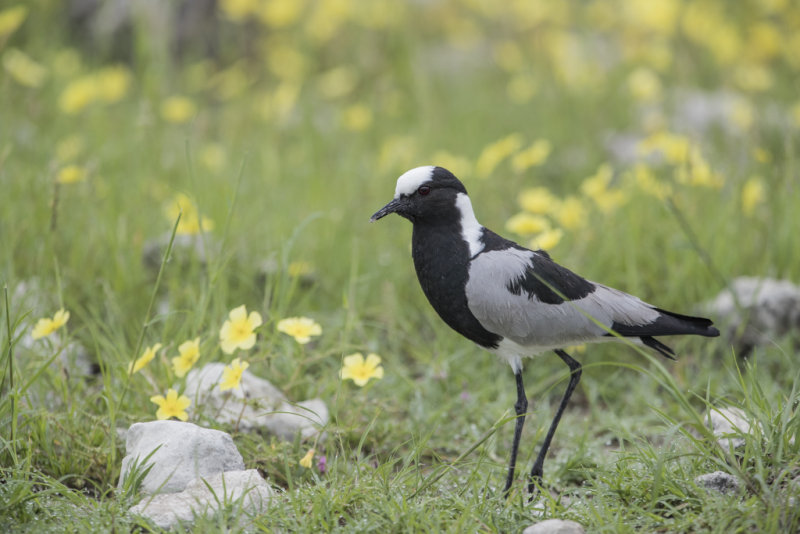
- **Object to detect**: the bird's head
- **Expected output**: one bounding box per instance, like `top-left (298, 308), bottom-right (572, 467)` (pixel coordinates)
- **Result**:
top-left (370, 166), bottom-right (468, 224)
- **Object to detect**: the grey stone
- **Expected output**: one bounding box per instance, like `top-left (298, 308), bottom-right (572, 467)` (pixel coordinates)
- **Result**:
top-left (695, 471), bottom-right (741, 495)
top-left (706, 407), bottom-right (752, 450)
top-left (118, 420), bottom-right (244, 494)
top-left (523, 519), bottom-right (585, 534)
top-left (129, 469), bottom-right (274, 530)
top-left (184, 363), bottom-right (328, 440)
top-left (703, 276), bottom-right (800, 357)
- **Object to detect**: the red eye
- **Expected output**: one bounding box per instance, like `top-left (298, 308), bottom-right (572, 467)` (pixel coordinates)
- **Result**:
top-left (418, 185), bottom-right (431, 196)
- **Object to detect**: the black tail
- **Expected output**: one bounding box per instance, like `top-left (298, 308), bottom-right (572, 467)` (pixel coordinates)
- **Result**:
top-left (608, 308), bottom-right (720, 360)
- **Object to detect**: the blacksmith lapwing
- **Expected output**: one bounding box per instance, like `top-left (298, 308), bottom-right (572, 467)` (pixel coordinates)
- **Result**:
top-left (370, 165), bottom-right (719, 496)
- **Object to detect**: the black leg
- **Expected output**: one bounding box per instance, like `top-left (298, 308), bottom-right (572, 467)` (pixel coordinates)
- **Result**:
top-left (527, 349), bottom-right (582, 495)
top-left (503, 370), bottom-right (528, 497)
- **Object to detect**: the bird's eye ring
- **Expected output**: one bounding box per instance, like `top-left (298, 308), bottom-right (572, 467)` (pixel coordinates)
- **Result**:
top-left (418, 185), bottom-right (431, 196)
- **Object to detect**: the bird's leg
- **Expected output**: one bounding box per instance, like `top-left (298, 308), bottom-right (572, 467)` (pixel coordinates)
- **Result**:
top-left (527, 349), bottom-right (582, 496)
top-left (503, 370), bottom-right (528, 497)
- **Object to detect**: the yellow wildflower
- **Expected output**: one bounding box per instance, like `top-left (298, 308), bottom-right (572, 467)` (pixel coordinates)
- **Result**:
top-left (638, 132), bottom-right (690, 165)
top-left (172, 338), bottom-right (201, 378)
top-left (3, 48), bottom-right (47, 88)
top-left (31, 308), bottom-right (70, 339)
top-left (676, 148), bottom-right (724, 189)
top-left (340, 353), bottom-right (384, 387)
top-left (95, 65), bottom-right (131, 103)
top-left (505, 213), bottom-right (551, 236)
top-left (580, 164), bottom-right (614, 198)
top-left (129, 343), bottom-right (162, 374)
top-left (530, 228), bottom-right (564, 250)
top-left (299, 448), bottom-right (315, 468)
top-left (0, 5), bottom-right (27, 38)
top-left (257, 0), bottom-right (304, 28)
top-left (741, 176), bottom-right (766, 217)
top-left (220, 305), bottom-right (263, 354)
top-left (476, 133), bottom-right (524, 178)
top-left (219, 0), bottom-right (259, 22)
top-left (150, 389), bottom-right (191, 421)
top-left (59, 76), bottom-right (97, 114)
top-left (630, 164), bottom-right (672, 199)
top-left (267, 42), bottom-right (307, 81)
top-left (554, 196), bottom-right (587, 230)
top-left (730, 99), bottom-right (754, 131)
top-left (518, 186), bottom-right (558, 214)
top-left (593, 189), bottom-right (629, 214)
top-left (165, 193), bottom-right (214, 235)
top-left (627, 67), bottom-right (662, 103)
top-left (511, 140), bottom-right (552, 173)
top-left (219, 357), bottom-right (250, 392)
top-left (161, 96), bottom-right (197, 124)
top-left (342, 104), bottom-right (373, 132)
top-left (317, 65), bottom-right (358, 100)
top-left (56, 164), bottom-right (87, 184)
top-left (277, 317), bottom-right (322, 344)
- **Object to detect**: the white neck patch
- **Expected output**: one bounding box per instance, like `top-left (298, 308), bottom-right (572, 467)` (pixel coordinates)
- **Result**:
top-left (455, 193), bottom-right (484, 257)
top-left (395, 166), bottom-right (435, 198)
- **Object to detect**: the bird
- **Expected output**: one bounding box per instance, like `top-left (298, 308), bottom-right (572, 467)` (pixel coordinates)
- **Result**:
top-left (370, 165), bottom-right (720, 497)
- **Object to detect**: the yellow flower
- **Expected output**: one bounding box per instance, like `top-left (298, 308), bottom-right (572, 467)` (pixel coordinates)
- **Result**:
top-left (631, 164), bottom-right (672, 200)
top-left (476, 133), bottom-right (524, 178)
top-left (129, 343), bottom-right (162, 374)
top-left (554, 196), bottom-right (587, 230)
top-left (299, 448), bottom-right (315, 468)
top-left (219, 0), bottom-right (259, 22)
top-left (517, 186), bottom-right (559, 214)
top-left (172, 338), bottom-right (201, 378)
top-left (505, 213), bottom-right (551, 236)
top-left (220, 305), bottom-right (263, 354)
top-left (219, 357), bottom-right (249, 392)
top-left (160, 96), bottom-right (197, 124)
top-left (741, 176), bottom-right (766, 217)
top-left (342, 104), bottom-right (373, 132)
top-left (627, 67), bottom-right (662, 103)
top-left (59, 76), bottom-right (97, 114)
top-left (95, 65), bottom-right (131, 103)
top-left (511, 139), bottom-right (552, 173)
top-left (317, 66), bottom-right (358, 99)
top-left (165, 193), bottom-right (214, 235)
top-left (277, 317), bottom-right (322, 344)
top-left (257, 0), bottom-right (304, 28)
top-left (675, 148), bottom-right (724, 189)
top-left (3, 48), bottom-right (47, 88)
top-left (529, 228), bottom-right (564, 250)
top-left (340, 353), bottom-right (384, 387)
top-left (150, 389), bottom-right (191, 421)
top-left (0, 5), bottom-right (27, 38)
top-left (580, 163), bottom-right (614, 198)
top-left (56, 164), bottom-right (87, 184)
top-left (638, 132), bottom-right (690, 165)
top-left (31, 308), bottom-right (70, 339)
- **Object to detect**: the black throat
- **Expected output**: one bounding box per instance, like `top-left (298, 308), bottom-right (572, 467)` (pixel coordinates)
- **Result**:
top-left (411, 220), bottom-right (502, 349)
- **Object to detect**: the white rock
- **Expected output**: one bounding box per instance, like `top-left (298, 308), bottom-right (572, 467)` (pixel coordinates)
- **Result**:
top-left (706, 407), bottom-right (752, 450)
top-left (695, 471), bottom-right (741, 495)
top-left (184, 363), bottom-right (328, 440)
top-left (129, 469), bottom-right (275, 530)
top-left (703, 276), bottom-right (800, 356)
top-left (523, 519), bottom-right (585, 534)
top-left (118, 420), bottom-right (244, 494)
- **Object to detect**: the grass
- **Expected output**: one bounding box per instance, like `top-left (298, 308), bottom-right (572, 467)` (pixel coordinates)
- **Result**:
top-left (2, 1), bottom-right (800, 532)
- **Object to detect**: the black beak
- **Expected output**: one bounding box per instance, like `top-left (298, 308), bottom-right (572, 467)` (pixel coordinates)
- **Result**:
top-left (370, 198), bottom-right (404, 222)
